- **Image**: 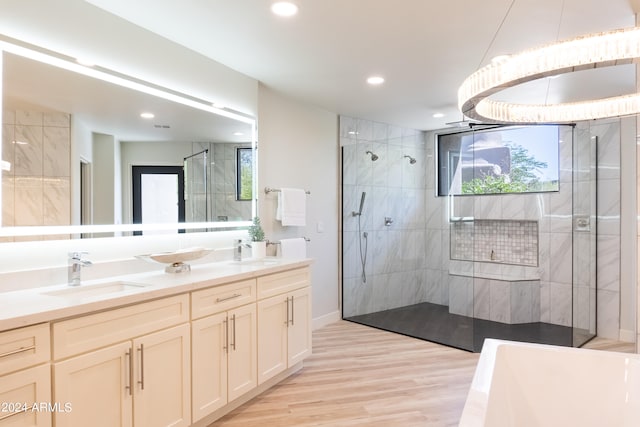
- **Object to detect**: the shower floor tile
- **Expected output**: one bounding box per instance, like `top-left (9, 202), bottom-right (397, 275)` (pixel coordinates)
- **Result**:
top-left (344, 302), bottom-right (583, 352)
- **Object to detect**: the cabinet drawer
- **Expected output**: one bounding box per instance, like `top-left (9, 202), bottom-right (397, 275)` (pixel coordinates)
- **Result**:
top-left (256, 268), bottom-right (309, 299)
top-left (191, 279), bottom-right (256, 319)
top-left (0, 323), bottom-right (50, 376)
top-left (52, 294), bottom-right (189, 360)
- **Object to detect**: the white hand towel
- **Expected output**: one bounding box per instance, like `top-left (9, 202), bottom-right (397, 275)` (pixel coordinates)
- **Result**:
top-left (279, 238), bottom-right (307, 259)
top-left (276, 188), bottom-right (306, 226)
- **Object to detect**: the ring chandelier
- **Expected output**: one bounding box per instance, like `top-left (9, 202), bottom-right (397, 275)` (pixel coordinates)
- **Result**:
top-left (458, 26), bottom-right (640, 124)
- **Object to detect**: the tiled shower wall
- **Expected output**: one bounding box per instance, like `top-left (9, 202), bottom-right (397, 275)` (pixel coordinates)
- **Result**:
top-left (341, 117), bottom-right (427, 317)
top-left (2, 108), bottom-right (71, 241)
top-left (190, 142), bottom-right (252, 222)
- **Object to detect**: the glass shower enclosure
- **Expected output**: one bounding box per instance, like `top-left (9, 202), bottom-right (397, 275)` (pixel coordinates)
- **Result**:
top-left (341, 116), bottom-right (597, 352)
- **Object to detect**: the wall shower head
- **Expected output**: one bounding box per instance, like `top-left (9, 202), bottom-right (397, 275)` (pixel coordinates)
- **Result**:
top-left (365, 150), bottom-right (379, 161)
top-left (404, 155), bottom-right (416, 164)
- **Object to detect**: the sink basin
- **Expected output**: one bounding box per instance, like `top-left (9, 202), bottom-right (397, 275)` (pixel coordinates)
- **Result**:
top-left (42, 281), bottom-right (149, 298)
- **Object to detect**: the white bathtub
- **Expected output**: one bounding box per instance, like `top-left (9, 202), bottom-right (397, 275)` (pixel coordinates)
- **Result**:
top-left (459, 339), bottom-right (640, 427)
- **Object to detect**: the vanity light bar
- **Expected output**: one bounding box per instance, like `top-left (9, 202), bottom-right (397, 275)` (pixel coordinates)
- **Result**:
top-left (0, 39), bottom-right (255, 126)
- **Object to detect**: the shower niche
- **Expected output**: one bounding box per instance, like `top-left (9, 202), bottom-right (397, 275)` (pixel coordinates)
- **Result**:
top-left (340, 115), bottom-right (597, 352)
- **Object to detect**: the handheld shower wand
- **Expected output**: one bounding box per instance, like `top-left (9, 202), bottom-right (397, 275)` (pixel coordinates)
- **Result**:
top-left (351, 191), bottom-right (369, 283)
top-left (352, 191), bottom-right (366, 216)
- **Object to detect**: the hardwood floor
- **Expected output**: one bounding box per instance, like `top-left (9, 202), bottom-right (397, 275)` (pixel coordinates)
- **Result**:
top-left (211, 320), bottom-right (636, 426)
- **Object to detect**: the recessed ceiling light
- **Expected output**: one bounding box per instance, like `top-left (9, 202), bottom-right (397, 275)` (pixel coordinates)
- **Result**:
top-left (432, 113), bottom-right (445, 118)
top-left (12, 140), bottom-right (28, 145)
top-left (233, 132), bottom-right (244, 136)
top-left (140, 112), bottom-right (155, 119)
top-left (271, 1), bottom-right (298, 17)
top-left (348, 131), bottom-right (359, 135)
top-left (367, 76), bottom-right (385, 85)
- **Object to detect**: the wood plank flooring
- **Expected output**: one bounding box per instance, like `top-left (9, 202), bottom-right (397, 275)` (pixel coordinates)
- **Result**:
top-left (210, 320), bottom-right (636, 426)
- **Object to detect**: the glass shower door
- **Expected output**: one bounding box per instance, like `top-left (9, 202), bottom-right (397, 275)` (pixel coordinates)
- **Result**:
top-left (572, 128), bottom-right (597, 346)
top-left (184, 149), bottom-right (209, 223)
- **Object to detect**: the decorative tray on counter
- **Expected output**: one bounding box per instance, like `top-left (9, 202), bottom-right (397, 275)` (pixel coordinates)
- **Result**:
top-left (136, 247), bottom-right (213, 273)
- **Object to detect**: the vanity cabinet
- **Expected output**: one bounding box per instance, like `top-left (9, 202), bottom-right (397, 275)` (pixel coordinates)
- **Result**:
top-left (52, 295), bottom-right (191, 427)
top-left (256, 268), bottom-right (311, 384)
top-left (0, 323), bottom-right (51, 427)
top-left (191, 279), bottom-right (257, 422)
top-left (1, 261), bottom-right (312, 427)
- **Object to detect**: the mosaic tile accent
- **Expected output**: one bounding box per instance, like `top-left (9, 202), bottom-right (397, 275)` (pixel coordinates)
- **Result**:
top-left (450, 219), bottom-right (538, 266)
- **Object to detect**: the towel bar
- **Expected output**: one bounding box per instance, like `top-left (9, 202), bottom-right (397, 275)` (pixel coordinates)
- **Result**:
top-left (267, 237), bottom-right (310, 246)
top-left (264, 187), bottom-right (311, 195)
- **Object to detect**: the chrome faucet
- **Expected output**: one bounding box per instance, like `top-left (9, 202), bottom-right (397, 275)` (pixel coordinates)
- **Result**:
top-left (68, 252), bottom-right (92, 286)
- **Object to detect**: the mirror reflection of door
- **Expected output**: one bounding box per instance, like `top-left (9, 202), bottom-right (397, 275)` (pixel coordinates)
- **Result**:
top-left (132, 166), bottom-right (185, 235)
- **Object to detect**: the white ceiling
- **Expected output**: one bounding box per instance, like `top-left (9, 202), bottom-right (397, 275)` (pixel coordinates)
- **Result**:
top-left (84, 0), bottom-right (638, 131)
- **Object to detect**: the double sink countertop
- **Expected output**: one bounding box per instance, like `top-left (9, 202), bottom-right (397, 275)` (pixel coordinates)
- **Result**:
top-left (0, 257), bottom-right (313, 333)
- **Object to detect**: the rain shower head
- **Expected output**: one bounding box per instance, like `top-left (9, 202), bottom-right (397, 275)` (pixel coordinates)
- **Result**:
top-left (365, 150), bottom-right (379, 161)
top-left (404, 155), bottom-right (416, 164)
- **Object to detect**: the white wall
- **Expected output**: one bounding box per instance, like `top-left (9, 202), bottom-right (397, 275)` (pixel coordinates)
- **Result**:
top-left (257, 84), bottom-right (340, 328)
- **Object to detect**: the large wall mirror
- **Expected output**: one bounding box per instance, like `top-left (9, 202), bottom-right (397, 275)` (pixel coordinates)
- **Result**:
top-left (1, 39), bottom-right (256, 240)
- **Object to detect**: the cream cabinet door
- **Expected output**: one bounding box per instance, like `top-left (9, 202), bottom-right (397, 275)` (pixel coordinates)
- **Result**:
top-left (191, 312), bottom-right (228, 422)
top-left (0, 364), bottom-right (51, 427)
top-left (53, 341), bottom-right (132, 427)
top-left (287, 287), bottom-right (312, 366)
top-left (132, 324), bottom-right (191, 427)
top-left (256, 295), bottom-right (287, 385)
top-left (227, 304), bottom-right (257, 402)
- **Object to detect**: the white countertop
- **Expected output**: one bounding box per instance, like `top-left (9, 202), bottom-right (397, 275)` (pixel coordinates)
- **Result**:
top-left (0, 257), bottom-right (312, 332)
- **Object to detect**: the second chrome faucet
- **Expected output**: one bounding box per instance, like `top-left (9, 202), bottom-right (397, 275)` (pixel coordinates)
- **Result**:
top-left (68, 252), bottom-right (92, 286)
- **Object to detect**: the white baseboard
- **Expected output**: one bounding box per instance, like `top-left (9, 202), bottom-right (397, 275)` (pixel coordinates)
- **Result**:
top-left (312, 310), bottom-right (341, 331)
top-left (619, 328), bottom-right (636, 343)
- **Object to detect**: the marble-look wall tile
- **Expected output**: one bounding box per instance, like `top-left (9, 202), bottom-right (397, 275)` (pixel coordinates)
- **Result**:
top-left (43, 126), bottom-right (70, 177)
top-left (2, 177), bottom-right (15, 227)
top-left (16, 110), bottom-right (42, 126)
top-left (549, 282), bottom-right (572, 327)
top-left (425, 229), bottom-right (442, 270)
top-left (356, 118), bottom-right (373, 142)
top-left (597, 289), bottom-right (620, 339)
top-left (371, 273), bottom-right (391, 312)
top-left (372, 121), bottom-right (388, 141)
top-left (342, 145), bottom-right (357, 186)
top-left (424, 268), bottom-right (443, 304)
top-left (43, 177), bottom-right (70, 225)
top-left (449, 274), bottom-right (473, 317)
top-left (43, 111), bottom-right (70, 127)
top-left (597, 235), bottom-right (620, 292)
top-left (539, 281), bottom-right (551, 323)
top-left (14, 125), bottom-right (43, 176)
top-left (593, 122), bottom-right (621, 181)
top-left (573, 286), bottom-right (592, 331)
top-left (14, 176), bottom-right (43, 226)
top-left (489, 280), bottom-right (510, 323)
top-left (473, 278), bottom-right (491, 321)
top-left (548, 233), bottom-right (572, 284)
top-left (596, 178), bottom-right (621, 236)
top-left (511, 281), bottom-right (538, 323)
top-left (339, 116), bottom-right (357, 140)
top-left (573, 232), bottom-right (593, 288)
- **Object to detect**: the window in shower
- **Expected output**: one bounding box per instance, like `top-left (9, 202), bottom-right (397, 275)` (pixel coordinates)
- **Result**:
top-left (437, 125), bottom-right (561, 196)
top-left (236, 147), bottom-right (253, 201)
